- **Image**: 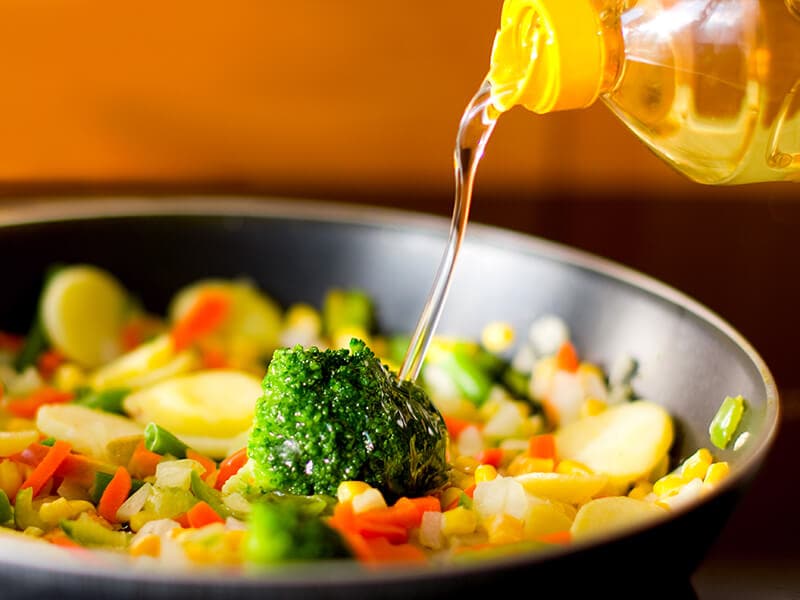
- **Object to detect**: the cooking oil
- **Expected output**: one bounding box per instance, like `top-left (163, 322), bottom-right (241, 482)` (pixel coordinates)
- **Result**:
top-left (489, 0), bottom-right (800, 184)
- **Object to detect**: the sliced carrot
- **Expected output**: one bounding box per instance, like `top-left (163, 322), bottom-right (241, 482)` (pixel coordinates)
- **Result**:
top-left (174, 512), bottom-right (191, 528)
top-left (476, 447), bottom-right (504, 467)
top-left (186, 500), bottom-right (225, 528)
top-left (6, 387), bottom-right (74, 419)
top-left (18, 440), bottom-right (71, 499)
top-left (10, 442), bottom-right (50, 468)
top-left (199, 345), bottom-right (228, 369)
top-left (170, 290), bottom-right (231, 352)
top-left (406, 495), bottom-right (442, 516)
top-left (463, 484), bottom-right (476, 498)
top-left (186, 449), bottom-right (216, 481)
top-left (97, 466), bottom-right (132, 523)
top-left (555, 340), bottom-right (579, 372)
top-left (36, 350), bottom-right (66, 380)
top-left (528, 433), bottom-right (556, 460)
top-left (538, 530), bottom-right (572, 544)
top-left (214, 447), bottom-right (248, 491)
top-left (328, 501), bottom-right (408, 544)
top-left (127, 440), bottom-right (163, 479)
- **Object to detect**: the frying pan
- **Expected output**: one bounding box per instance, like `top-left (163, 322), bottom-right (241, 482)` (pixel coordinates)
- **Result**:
top-left (0, 197), bottom-right (780, 599)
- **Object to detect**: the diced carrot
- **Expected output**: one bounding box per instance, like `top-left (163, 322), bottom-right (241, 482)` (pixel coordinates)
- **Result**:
top-left (200, 345), bottom-right (228, 369)
top-left (538, 530), bottom-right (572, 544)
top-left (214, 447), bottom-right (248, 491)
top-left (186, 449), bottom-right (216, 481)
top-left (328, 501), bottom-right (408, 544)
top-left (555, 341), bottom-right (579, 372)
top-left (476, 447), bottom-right (504, 467)
top-left (55, 452), bottom-right (109, 487)
top-left (170, 290), bottom-right (231, 352)
top-left (528, 434), bottom-right (556, 460)
top-left (463, 484), bottom-right (476, 498)
top-left (406, 495), bottom-right (442, 516)
top-left (6, 387), bottom-right (74, 419)
top-left (98, 466), bottom-right (132, 523)
top-left (36, 350), bottom-right (66, 380)
top-left (119, 320), bottom-right (146, 352)
top-left (186, 500), bottom-right (225, 528)
top-left (46, 529), bottom-right (84, 549)
top-left (10, 442), bottom-right (50, 468)
top-left (174, 512), bottom-right (191, 528)
top-left (127, 440), bottom-right (163, 479)
top-left (443, 415), bottom-right (479, 439)
top-left (18, 440), bottom-right (72, 499)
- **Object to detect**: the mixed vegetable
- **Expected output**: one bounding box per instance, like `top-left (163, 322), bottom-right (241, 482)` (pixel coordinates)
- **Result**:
top-left (0, 264), bottom-right (747, 571)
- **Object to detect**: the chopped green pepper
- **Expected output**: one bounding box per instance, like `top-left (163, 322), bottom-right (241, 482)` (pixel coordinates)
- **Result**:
top-left (144, 422), bottom-right (189, 458)
top-left (709, 395), bottom-right (746, 449)
top-left (0, 490), bottom-right (13, 525)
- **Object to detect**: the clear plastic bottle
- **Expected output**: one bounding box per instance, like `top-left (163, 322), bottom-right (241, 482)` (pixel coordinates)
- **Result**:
top-left (488, 0), bottom-right (800, 184)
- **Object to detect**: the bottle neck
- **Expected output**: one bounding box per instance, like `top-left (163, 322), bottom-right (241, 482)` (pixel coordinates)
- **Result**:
top-left (488, 0), bottom-right (623, 114)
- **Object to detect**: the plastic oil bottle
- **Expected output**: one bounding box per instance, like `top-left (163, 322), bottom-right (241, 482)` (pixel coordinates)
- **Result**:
top-left (487, 0), bottom-right (800, 184)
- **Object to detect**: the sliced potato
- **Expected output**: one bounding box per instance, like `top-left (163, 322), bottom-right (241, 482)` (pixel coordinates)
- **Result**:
top-left (36, 404), bottom-right (143, 461)
top-left (514, 472), bottom-right (609, 505)
top-left (40, 265), bottom-right (129, 368)
top-left (570, 496), bottom-right (668, 541)
top-left (555, 400), bottom-right (674, 487)
top-left (523, 501), bottom-right (575, 539)
top-left (123, 369), bottom-right (262, 458)
top-left (168, 279), bottom-right (282, 356)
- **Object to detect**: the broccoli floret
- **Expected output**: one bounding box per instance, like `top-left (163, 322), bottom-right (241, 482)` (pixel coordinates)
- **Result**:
top-left (244, 495), bottom-right (351, 565)
top-left (247, 339), bottom-right (449, 501)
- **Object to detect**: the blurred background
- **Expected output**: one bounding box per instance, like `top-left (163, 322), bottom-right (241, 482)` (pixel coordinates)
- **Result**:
top-left (0, 2), bottom-right (797, 592)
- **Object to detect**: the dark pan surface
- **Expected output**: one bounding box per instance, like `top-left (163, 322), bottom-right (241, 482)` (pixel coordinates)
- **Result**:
top-left (0, 197), bottom-right (780, 599)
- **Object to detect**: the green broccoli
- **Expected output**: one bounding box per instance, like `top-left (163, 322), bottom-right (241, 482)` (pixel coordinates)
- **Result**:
top-left (247, 338), bottom-right (449, 502)
top-left (244, 494), bottom-right (351, 565)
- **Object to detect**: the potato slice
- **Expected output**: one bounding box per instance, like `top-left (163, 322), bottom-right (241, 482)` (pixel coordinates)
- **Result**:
top-left (570, 496), bottom-right (668, 541)
top-left (36, 404), bottom-right (143, 461)
top-left (123, 369), bottom-right (262, 458)
top-left (555, 401), bottom-right (674, 487)
top-left (514, 472), bottom-right (609, 505)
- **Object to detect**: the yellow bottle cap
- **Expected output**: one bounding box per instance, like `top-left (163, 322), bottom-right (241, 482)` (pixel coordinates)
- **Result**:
top-left (488, 0), bottom-right (606, 114)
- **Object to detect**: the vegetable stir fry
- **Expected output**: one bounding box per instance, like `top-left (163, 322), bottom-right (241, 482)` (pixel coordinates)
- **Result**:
top-left (0, 265), bottom-right (743, 571)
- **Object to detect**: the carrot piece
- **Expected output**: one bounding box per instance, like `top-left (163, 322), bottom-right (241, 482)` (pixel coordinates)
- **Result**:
top-left (186, 449), bottom-right (216, 481)
top-left (170, 290), bottom-right (231, 352)
top-left (36, 350), bottom-right (65, 380)
top-left (55, 452), bottom-right (107, 487)
top-left (174, 512), bottom-right (191, 528)
top-left (6, 387), bottom-right (74, 419)
top-left (463, 484), bottom-right (476, 498)
top-left (127, 440), bottom-right (163, 479)
top-left (476, 447), bottom-right (504, 467)
top-left (97, 466), bottom-right (132, 523)
top-left (10, 442), bottom-right (50, 467)
top-left (443, 415), bottom-right (479, 439)
top-left (0, 332), bottom-right (24, 352)
top-left (538, 530), bottom-right (572, 544)
top-left (328, 502), bottom-right (408, 544)
top-left (199, 344), bottom-right (228, 369)
top-left (18, 440), bottom-right (71, 499)
top-left (528, 433), bottom-right (557, 460)
top-left (406, 495), bottom-right (442, 515)
top-left (555, 341), bottom-right (579, 372)
top-left (214, 447), bottom-right (248, 490)
top-left (186, 500), bottom-right (225, 528)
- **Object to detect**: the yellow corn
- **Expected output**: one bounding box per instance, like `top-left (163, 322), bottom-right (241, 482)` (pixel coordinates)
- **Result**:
top-left (704, 462), bottom-right (730, 486)
top-left (441, 506), bottom-right (478, 536)
top-left (481, 322), bottom-right (515, 354)
top-left (474, 464), bottom-right (497, 484)
top-left (23, 527), bottom-right (44, 537)
top-left (284, 304), bottom-right (322, 334)
top-left (556, 459), bottom-right (593, 476)
top-left (0, 430), bottom-right (39, 457)
top-left (130, 534), bottom-right (161, 558)
top-left (439, 487), bottom-right (464, 510)
top-left (580, 397), bottom-right (607, 418)
top-left (0, 460), bottom-right (23, 498)
top-left (628, 480), bottom-right (654, 500)
top-left (653, 473), bottom-right (685, 497)
top-left (39, 497), bottom-right (95, 527)
top-left (336, 481), bottom-right (371, 503)
top-left (485, 514), bottom-right (525, 545)
top-left (680, 448), bottom-right (713, 481)
top-left (4, 418), bottom-right (37, 432)
top-left (506, 455), bottom-right (554, 476)
top-left (351, 488), bottom-right (387, 514)
top-left (52, 363), bottom-right (86, 392)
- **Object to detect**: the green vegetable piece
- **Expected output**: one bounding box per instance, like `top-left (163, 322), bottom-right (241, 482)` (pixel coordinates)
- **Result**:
top-left (0, 489), bottom-right (13, 525)
top-left (709, 395), bottom-right (746, 449)
top-left (190, 470), bottom-right (229, 519)
top-left (439, 343), bottom-right (493, 406)
top-left (61, 513), bottom-right (131, 548)
top-left (14, 264), bottom-right (65, 372)
top-left (13, 487), bottom-right (45, 530)
top-left (75, 388), bottom-right (130, 415)
top-left (144, 486), bottom-right (197, 520)
top-left (39, 437), bottom-right (56, 447)
top-left (144, 422), bottom-right (189, 458)
top-left (244, 500), bottom-right (351, 565)
top-left (91, 470), bottom-right (144, 504)
top-left (248, 339), bottom-right (449, 502)
top-left (322, 289), bottom-right (374, 336)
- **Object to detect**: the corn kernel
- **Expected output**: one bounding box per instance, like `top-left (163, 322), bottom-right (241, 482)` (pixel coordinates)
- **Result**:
top-left (474, 464), bottom-right (497, 484)
top-left (653, 473), bottom-right (685, 497)
top-left (52, 363), bottom-right (86, 392)
top-left (506, 455), bottom-right (554, 476)
top-left (481, 322), bottom-right (515, 354)
top-left (628, 481), bottom-right (654, 500)
top-left (351, 488), bottom-right (387, 514)
top-left (336, 481), bottom-right (371, 504)
top-left (129, 533), bottom-right (161, 558)
top-left (441, 506), bottom-right (478, 536)
top-left (704, 462), bottom-right (730, 486)
top-left (680, 448), bottom-right (713, 481)
top-left (485, 513), bottom-right (525, 545)
top-left (580, 397), bottom-right (607, 418)
top-left (555, 459), bottom-right (593, 476)
top-left (0, 460), bottom-right (23, 498)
